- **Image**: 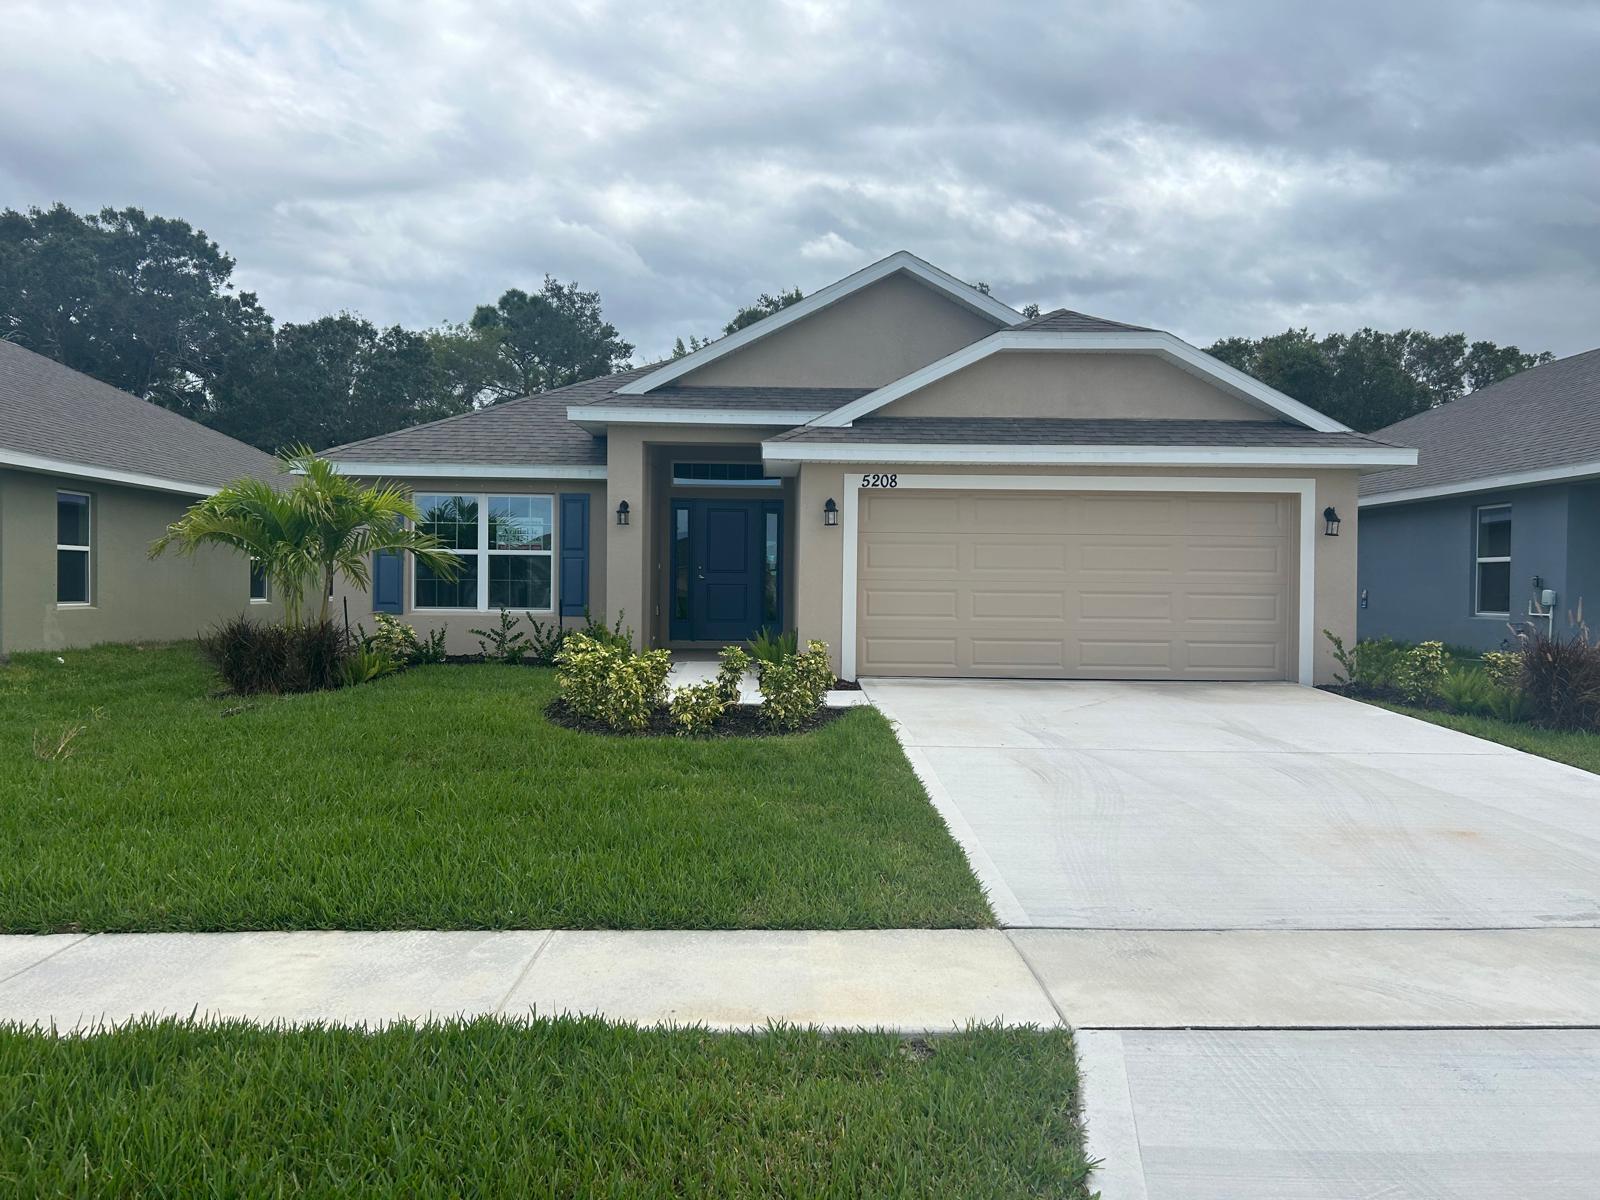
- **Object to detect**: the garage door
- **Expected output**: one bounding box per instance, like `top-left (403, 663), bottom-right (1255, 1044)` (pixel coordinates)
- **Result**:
top-left (857, 489), bottom-right (1294, 680)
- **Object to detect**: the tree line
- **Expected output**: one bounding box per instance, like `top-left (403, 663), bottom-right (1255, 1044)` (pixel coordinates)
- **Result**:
top-left (0, 203), bottom-right (1555, 450)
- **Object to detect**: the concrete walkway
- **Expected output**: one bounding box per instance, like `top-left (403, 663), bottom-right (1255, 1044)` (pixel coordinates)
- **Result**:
top-left (5, 927), bottom-right (1600, 1033)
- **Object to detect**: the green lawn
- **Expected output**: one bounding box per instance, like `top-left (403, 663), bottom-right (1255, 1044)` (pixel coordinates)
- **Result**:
top-left (1374, 702), bottom-right (1600, 775)
top-left (0, 644), bottom-right (992, 932)
top-left (0, 1016), bottom-right (1091, 1198)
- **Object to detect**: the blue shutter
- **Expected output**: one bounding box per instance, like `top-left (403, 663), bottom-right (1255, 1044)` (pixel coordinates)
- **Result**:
top-left (559, 493), bottom-right (590, 617)
top-left (372, 550), bottom-right (403, 613)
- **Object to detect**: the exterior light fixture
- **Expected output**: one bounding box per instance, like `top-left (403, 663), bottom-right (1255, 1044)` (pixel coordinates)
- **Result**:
top-left (616, 500), bottom-right (630, 527)
top-left (1323, 506), bottom-right (1341, 536)
top-left (823, 498), bottom-right (839, 527)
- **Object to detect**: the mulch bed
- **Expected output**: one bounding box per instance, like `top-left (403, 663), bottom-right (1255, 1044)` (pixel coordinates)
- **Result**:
top-left (544, 698), bottom-right (849, 738)
top-left (1317, 682), bottom-right (1448, 711)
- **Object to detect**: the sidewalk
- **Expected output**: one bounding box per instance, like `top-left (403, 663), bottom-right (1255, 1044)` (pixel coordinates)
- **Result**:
top-left (5, 927), bottom-right (1600, 1033)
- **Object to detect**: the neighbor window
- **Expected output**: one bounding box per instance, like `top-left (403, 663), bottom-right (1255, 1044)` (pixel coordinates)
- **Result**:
top-left (1474, 504), bottom-right (1511, 616)
top-left (249, 558), bottom-right (270, 602)
top-left (56, 491), bottom-right (91, 605)
top-left (413, 493), bottom-right (552, 610)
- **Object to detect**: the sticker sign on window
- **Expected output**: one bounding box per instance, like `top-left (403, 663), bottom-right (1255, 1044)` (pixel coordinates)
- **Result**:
top-left (860, 473), bottom-right (898, 489)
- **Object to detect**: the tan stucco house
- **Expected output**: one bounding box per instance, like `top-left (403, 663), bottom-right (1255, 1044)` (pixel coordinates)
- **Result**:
top-left (0, 340), bottom-right (283, 655)
top-left (325, 252), bottom-right (1416, 684)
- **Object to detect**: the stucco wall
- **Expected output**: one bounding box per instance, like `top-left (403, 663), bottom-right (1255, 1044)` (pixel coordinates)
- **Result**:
top-left (880, 351), bottom-right (1273, 421)
top-left (793, 462), bottom-right (1361, 685)
top-left (1358, 484), bottom-right (1585, 651)
top-left (679, 272), bottom-right (1002, 388)
top-left (330, 474), bottom-right (607, 656)
top-left (0, 467), bottom-right (281, 654)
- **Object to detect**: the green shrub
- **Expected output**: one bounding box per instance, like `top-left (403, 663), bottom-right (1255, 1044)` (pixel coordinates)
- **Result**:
top-left (1393, 641), bottom-right (1447, 703)
top-left (1437, 667), bottom-right (1493, 715)
top-left (578, 609), bottom-right (634, 651)
top-left (758, 640), bottom-right (834, 731)
top-left (471, 608), bottom-right (530, 664)
top-left (341, 642), bottom-right (399, 687)
top-left (1484, 685), bottom-right (1535, 724)
top-left (199, 617), bottom-right (349, 695)
top-left (715, 646), bottom-right (752, 703)
top-left (1517, 608), bottom-right (1600, 731)
top-left (1481, 649), bottom-right (1525, 691)
top-left (1323, 629), bottom-right (1360, 686)
top-left (669, 680), bottom-right (728, 736)
top-left (554, 632), bottom-right (671, 732)
top-left (360, 613), bottom-right (446, 666)
top-left (523, 617), bottom-right (568, 667)
top-left (747, 628), bottom-right (799, 673)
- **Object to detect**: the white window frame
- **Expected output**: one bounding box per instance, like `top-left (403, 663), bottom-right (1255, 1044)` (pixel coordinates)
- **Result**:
top-left (412, 492), bottom-right (555, 613)
top-left (1474, 504), bottom-right (1512, 617)
top-left (249, 557), bottom-right (270, 603)
top-left (56, 489), bottom-right (92, 607)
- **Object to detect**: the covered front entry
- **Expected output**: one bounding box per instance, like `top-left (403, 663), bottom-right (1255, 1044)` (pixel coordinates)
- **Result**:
top-left (669, 498), bottom-right (783, 643)
top-left (856, 487), bottom-right (1295, 680)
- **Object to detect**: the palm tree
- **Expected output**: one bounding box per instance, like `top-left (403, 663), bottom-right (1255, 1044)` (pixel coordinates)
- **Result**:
top-left (153, 448), bottom-right (461, 626)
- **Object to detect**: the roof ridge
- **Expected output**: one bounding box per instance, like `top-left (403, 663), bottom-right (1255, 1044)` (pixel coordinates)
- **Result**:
top-left (1375, 345), bottom-right (1600, 436)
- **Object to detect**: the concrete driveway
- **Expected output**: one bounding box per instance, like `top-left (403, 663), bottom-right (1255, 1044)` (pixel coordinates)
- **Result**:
top-left (864, 678), bottom-right (1600, 1198)
top-left (865, 678), bottom-right (1600, 929)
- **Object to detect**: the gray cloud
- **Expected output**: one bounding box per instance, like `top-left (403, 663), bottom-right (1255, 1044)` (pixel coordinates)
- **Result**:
top-left (2, 0), bottom-right (1595, 359)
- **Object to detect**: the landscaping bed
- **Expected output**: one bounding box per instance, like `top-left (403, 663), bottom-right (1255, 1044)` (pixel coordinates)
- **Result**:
top-left (544, 696), bottom-right (848, 738)
top-left (0, 1016), bottom-right (1091, 1198)
top-left (0, 644), bottom-right (993, 933)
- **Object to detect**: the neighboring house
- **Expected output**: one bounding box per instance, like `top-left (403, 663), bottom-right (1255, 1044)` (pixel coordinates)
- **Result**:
top-left (324, 251), bottom-right (1414, 684)
top-left (0, 340), bottom-right (283, 655)
top-left (1359, 349), bottom-right (1600, 652)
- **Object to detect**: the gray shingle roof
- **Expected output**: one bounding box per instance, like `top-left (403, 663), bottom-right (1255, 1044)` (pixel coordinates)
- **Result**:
top-left (0, 339), bottom-right (277, 491)
top-left (1011, 308), bottom-right (1154, 334)
top-left (1361, 348), bottom-right (1600, 497)
top-left (770, 417), bottom-right (1398, 448)
top-left (587, 385), bottom-right (871, 411)
top-left (322, 367), bottom-right (656, 466)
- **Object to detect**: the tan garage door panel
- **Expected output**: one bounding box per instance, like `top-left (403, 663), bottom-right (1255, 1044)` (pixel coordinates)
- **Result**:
top-left (857, 490), bottom-right (1293, 680)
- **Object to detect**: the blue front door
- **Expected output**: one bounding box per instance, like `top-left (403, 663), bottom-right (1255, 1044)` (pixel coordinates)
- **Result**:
top-left (670, 498), bottom-right (781, 642)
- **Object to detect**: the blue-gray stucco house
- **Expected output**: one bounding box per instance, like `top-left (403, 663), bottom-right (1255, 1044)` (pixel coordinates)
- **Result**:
top-left (1358, 348), bottom-right (1600, 652)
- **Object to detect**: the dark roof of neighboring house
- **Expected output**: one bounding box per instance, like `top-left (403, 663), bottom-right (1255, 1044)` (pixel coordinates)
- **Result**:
top-left (1011, 308), bottom-right (1155, 334)
top-left (0, 339), bottom-right (277, 491)
top-left (1361, 348), bottom-right (1600, 498)
top-left (769, 417), bottom-right (1399, 448)
top-left (586, 385), bottom-right (872, 411)
top-left (322, 367), bottom-right (656, 467)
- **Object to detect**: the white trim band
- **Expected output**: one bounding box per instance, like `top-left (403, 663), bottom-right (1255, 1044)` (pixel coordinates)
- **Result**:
top-left (1359, 458), bottom-right (1600, 507)
top-left (567, 405), bottom-right (825, 428)
top-left (0, 448), bottom-right (220, 496)
top-left (615, 251), bottom-right (1018, 395)
top-left (839, 473), bottom-right (1319, 687)
top-left (764, 442), bottom-right (1414, 468)
top-left (328, 462), bottom-right (607, 480)
top-left (813, 330), bottom-right (1350, 433)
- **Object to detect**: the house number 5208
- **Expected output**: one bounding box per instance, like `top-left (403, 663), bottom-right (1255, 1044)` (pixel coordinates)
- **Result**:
top-left (861, 473), bottom-right (898, 488)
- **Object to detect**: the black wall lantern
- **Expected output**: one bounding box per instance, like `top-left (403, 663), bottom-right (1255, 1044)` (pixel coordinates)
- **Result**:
top-left (615, 500), bottom-right (630, 527)
top-left (823, 497), bottom-right (839, 527)
top-left (1322, 506), bottom-right (1341, 536)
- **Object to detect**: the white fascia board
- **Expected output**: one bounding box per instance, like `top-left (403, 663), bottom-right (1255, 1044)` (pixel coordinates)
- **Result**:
top-left (328, 461), bottom-right (607, 480)
top-left (1358, 458), bottom-right (1600, 507)
top-left (0, 448), bottom-right (219, 496)
top-left (812, 330), bottom-right (1350, 433)
top-left (614, 251), bottom-right (1018, 395)
top-left (567, 404), bottom-right (825, 429)
top-left (762, 441), bottom-right (1417, 468)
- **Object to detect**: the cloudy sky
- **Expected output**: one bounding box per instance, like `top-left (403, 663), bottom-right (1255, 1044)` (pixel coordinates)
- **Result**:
top-left (4, 1), bottom-right (1597, 361)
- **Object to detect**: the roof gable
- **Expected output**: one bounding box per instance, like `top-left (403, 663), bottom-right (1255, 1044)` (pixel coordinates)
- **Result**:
top-left (616, 251), bottom-right (1017, 394)
top-left (812, 329), bottom-right (1349, 432)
